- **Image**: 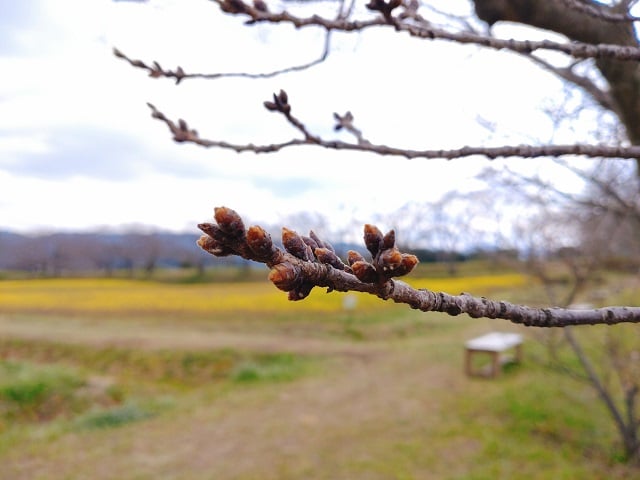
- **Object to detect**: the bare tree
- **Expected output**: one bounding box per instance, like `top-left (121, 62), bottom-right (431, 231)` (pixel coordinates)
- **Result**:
top-left (115, 0), bottom-right (640, 323)
top-left (113, 0), bottom-right (640, 461)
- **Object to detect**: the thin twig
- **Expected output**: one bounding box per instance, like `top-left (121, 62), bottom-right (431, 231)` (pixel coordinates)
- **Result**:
top-left (147, 101), bottom-right (640, 160)
top-left (113, 31), bottom-right (332, 83)
top-left (559, 0), bottom-right (640, 23)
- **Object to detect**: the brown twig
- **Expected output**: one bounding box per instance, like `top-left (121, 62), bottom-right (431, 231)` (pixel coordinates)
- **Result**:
top-left (113, 30), bottom-right (332, 84)
top-left (558, 0), bottom-right (640, 23)
top-left (147, 99), bottom-right (640, 160)
top-left (197, 206), bottom-right (640, 327)
top-left (211, 0), bottom-right (640, 61)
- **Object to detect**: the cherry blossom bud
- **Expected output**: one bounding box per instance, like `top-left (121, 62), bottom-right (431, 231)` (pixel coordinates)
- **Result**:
top-left (288, 283), bottom-right (313, 301)
top-left (268, 262), bottom-right (299, 291)
top-left (364, 224), bottom-right (383, 257)
top-left (214, 206), bottom-right (245, 238)
top-left (315, 247), bottom-right (345, 270)
top-left (282, 227), bottom-right (313, 261)
top-left (379, 247), bottom-right (403, 273)
top-left (351, 260), bottom-right (378, 283)
top-left (247, 225), bottom-right (275, 259)
top-left (197, 223), bottom-right (226, 242)
top-left (347, 250), bottom-right (366, 266)
top-left (197, 235), bottom-right (233, 257)
top-left (381, 229), bottom-right (395, 251)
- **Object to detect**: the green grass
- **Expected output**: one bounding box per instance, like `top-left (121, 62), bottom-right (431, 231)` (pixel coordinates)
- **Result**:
top-left (0, 272), bottom-right (637, 478)
top-left (75, 403), bottom-right (156, 430)
top-left (231, 353), bottom-right (312, 383)
top-left (0, 360), bottom-right (89, 423)
top-left (0, 339), bottom-right (317, 388)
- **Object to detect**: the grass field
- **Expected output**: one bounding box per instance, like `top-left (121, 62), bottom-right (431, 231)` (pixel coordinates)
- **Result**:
top-left (0, 270), bottom-right (638, 479)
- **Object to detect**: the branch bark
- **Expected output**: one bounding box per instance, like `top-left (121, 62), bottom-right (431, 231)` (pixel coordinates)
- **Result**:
top-left (472, 0), bottom-right (640, 175)
top-left (147, 101), bottom-right (640, 161)
top-left (197, 206), bottom-right (640, 327)
top-left (210, 0), bottom-right (640, 61)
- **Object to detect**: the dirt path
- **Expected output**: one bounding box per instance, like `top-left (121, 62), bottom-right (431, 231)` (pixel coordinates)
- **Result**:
top-left (0, 313), bottom-right (380, 356)
top-left (1, 321), bottom-right (476, 479)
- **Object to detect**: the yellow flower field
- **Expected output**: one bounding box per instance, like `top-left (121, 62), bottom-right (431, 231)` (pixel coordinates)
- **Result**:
top-left (0, 274), bottom-right (527, 316)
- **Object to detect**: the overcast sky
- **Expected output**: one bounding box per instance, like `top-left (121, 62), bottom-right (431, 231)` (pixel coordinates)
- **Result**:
top-left (1, 0), bottom-right (591, 235)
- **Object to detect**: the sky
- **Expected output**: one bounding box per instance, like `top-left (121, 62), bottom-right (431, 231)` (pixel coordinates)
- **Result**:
top-left (0, 0), bottom-right (591, 235)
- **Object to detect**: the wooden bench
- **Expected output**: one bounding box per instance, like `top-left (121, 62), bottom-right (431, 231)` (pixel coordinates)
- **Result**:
top-left (464, 332), bottom-right (523, 378)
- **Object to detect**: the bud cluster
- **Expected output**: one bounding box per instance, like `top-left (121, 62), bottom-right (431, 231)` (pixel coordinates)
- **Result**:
top-left (276, 226), bottom-right (349, 300)
top-left (197, 206), bottom-right (277, 262)
top-left (365, 0), bottom-right (403, 21)
top-left (348, 224), bottom-right (418, 283)
top-left (263, 90), bottom-right (291, 115)
top-left (197, 206), bottom-right (418, 303)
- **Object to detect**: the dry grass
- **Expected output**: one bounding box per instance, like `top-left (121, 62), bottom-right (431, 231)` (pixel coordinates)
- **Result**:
top-left (0, 273), bottom-right (637, 479)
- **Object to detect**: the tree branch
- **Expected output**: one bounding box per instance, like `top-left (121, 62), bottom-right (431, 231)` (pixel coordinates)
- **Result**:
top-left (524, 55), bottom-right (619, 115)
top-left (558, 0), bottom-right (640, 23)
top-left (147, 99), bottom-right (640, 160)
top-left (113, 29), bottom-right (332, 84)
top-left (211, 0), bottom-right (640, 61)
top-left (196, 206), bottom-right (640, 327)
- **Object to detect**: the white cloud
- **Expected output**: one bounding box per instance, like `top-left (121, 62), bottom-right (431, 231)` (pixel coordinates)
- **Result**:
top-left (0, 0), bottom-right (589, 233)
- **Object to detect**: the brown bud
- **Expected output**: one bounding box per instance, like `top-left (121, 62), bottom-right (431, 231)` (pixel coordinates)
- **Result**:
top-left (175, 66), bottom-right (185, 85)
top-left (268, 262), bottom-right (299, 291)
top-left (392, 253), bottom-right (419, 277)
top-left (381, 229), bottom-right (395, 251)
top-left (197, 222), bottom-right (226, 242)
top-left (315, 247), bottom-right (345, 270)
top-left (197, 235), bottom-right (233, 257)
top-left (363, 224), bottom-right (383, 257)
top-left (379, 247), bottom-right (403, 274)
top-left (197, 234), bottom-right (216, 251)
top-left (247, 225), bottom-right (275, 259)
top-left (301, 235), bottom-right (319, 252)
top-left (277, 89), bottom-right (288, 105)
top-left (263, 101), bottom-right (278, 111)
top-left (178, 118), bottom-right (188, 132)
top-left (221, 0), bottom-right (247, 13)
top-left (253, 0), bottom-right (268, 11)
top-left (214, 206), bottom-right (245, 238)
top-left (282, 227), bottom-right (313, 261)
top-left (288, 283), bottom-right (313, 301)
top-left (309, 230), bottom-right (335, 253)
top-left (347, 250), bottom-right (366, 266)
top-left (351, 260), bottom-right (378, 283)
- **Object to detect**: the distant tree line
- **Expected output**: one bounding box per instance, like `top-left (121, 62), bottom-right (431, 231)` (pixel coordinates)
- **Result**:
top-left (0, 230), bottom-right (219, 277)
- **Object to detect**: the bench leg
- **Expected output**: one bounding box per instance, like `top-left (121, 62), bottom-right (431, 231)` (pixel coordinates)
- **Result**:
top-left (464, 348), bottom-right (473, 376)
top-left (515, 344), bottom-right (523, 363)
top-left (491, 351), bottom-right (500, 377)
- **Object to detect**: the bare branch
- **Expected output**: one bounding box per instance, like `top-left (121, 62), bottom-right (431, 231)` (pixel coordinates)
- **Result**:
top-left (196, 206), bottom-right (640, 327)
top-left (554, 158), bottom-right (640, 221)
top-left (147, 100), bottom-right (640, 160)
top-left (559, 0), bottom-right (640, 23)
top-left (211, 0), bottom-right (640, 61)
top-left (525, 55), bottom-right (619, 115)
top-left (113, 31), bottom-right (332, 83)
top-left (564, 326), bottom-right (632, 445)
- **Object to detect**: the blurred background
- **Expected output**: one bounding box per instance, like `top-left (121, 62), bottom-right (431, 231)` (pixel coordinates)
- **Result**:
top-left (1, 0), bottom-right (639, 478)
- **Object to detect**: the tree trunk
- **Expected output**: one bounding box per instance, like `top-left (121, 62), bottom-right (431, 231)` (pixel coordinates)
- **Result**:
top-left (472, 0), bottom-right (640, 175)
